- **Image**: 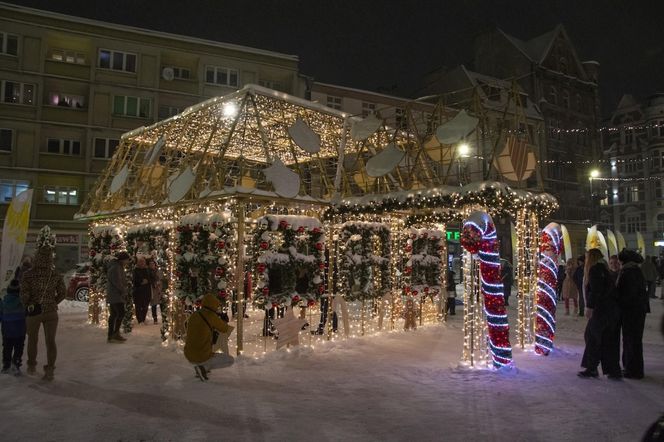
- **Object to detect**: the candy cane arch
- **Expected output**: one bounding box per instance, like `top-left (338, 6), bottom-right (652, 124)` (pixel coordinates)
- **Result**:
top-left (535, 222), bottom-right (563, 356)
top-left (461, 211), bottom-right (513, 368)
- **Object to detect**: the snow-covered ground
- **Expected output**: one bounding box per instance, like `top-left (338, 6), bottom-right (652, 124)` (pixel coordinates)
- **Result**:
top-left (2, 291), bottom-right (664, 442)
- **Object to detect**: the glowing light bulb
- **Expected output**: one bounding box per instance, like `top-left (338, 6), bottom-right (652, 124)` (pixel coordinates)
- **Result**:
top-left (589, 169), bottom-right (600, 179)
top-left (222, 102), bottom-right (238, 118)
top-left (458, 143), bottom-right (471, 158)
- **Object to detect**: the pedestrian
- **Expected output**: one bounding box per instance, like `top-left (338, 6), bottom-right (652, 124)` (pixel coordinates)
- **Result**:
top-left (556, 261), bottom-right (566, 301)
top-left (0, 279), bottom-right (26, 375)
top-left (641, 256), bottom-right (658, 299)
top-left (148, 260), bottom-right (163, 325)
top-left (608, 255), bottom-right (621, 281)
top-left (20, 239), bottom-right (66, 381)
top-left (562, 258), bottom-right (579, 315)
top-left (14, 256), bottom-right (32, 282)
top-left (107, 251), bottom-right (130, 343)
top-left (616, 249), bottom-right (649, 379)
top-left (573, 255), bottom-right (585, 317)
top-left (500, 259), bottom-right (513, 306)
top-left (133, 257), bottom-right (152, 324)
top-left (446, 267), bottom-right (456, 316)
top-left (184, 293), bottom-right (234, 381)
top-left (578, 248), bottom-right (622, 379)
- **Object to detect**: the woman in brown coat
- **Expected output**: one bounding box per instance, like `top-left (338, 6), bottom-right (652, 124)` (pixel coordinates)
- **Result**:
top-left (20, 243), bottom-right (66, 381)
top-left (562, 258), bottom-right (579, 315)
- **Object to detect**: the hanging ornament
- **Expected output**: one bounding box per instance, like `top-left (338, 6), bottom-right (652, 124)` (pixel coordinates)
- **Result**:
top-left (288, 118), bottom-right (321, 153)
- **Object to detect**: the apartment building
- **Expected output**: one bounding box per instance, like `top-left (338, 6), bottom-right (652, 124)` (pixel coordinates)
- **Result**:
top-left (601, 93), bottom-right (664, 255)
top-left (0, 2), bottom-right (302, 271)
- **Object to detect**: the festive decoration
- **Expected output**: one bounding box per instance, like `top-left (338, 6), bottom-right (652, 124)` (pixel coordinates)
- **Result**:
top-left (461, 211), bottom-right (512, 368)
top-left (36, 225), bottom-right (56, 249)
top-left (535, 223), bottom-right (562, 356)
top-left (271, 307), bottom-right (308, 350)
top-left (174, 212), bottom-right (235, 306)
top-left (87, 226), bottom-right (127, 326)
top-left (252, 215), bottom-right (325, 308)
top-left (337, 221), bottom-right (390, 302)
top-left (403, 227), bottom-right (443, 302)
top-left (403, 298), bottom-right (417, 331)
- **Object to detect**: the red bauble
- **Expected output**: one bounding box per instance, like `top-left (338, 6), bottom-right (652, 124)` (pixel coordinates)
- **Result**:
top-left (259, 241), bottom-right (269, 250)
top-left (217, 241), bottom-right (225, 249)
top-left (412, 290), bottom-right (418, 296)
top-left (405, 245), bottom-right (412, 252)
top-left (176, 226), bottom-right (183, 232)
top-left (318, 285), bottom-right (324, 293)
top-left (297, 226), bottom-right (305, 233)
top-left (257, 263), bottom-right (266, 273)
top-left (404, 286), bottom-right (411, 293)
top-left (422, 232), bottom-right (428, 238)
top-left (292, 295), bottom-right (301, 303)
top-left (271, 303), bottom-right (279, 309)
top-left (89, 250), bottom-right (96, 257)
top-left (262, 287), bottom-right (270, 295)
top-left (278, 220), bottom-right (288, 229)
top-left (315, 242), bottom-right (323, 250)
top-left (424, 286), bottom-right (429, 293)
top-left (215, 267), bottom-right (224, 276)
top-left (218, 289), bottom-right (227, 298)
top-left (319, 263), bottom-right (325, 270)
top-left (312, 227), bottom-right (321, 234)
top-left (307, 300), bottom-right (316, 307)
top-left (405, 267), bottom-right (412, 274)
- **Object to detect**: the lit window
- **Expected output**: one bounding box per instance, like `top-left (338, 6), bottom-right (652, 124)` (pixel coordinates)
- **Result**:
top-left (326, 95), bottom-right (342, 110)
top-left (0, 179), bottom-right (29, 203)
top-left (48, 92), bottom-right (85, 109)
top-left (44, 186), bottom-right (78, 205)
top-left (93, 138), bottom-right (119, 159)
top-left (1, 80), bottom-right (35, 105)
top-left (113, 95), bottom-right (151, 118)
top-left (45, 138), bottom-right (81, 156)
top-left (0, 32), bottom-right (18, 56)
top-left (0, 128), bottom-right (12, 151)
top-left (50, 48), bottom-right (86, 65)
top-left (361, 102), bottom-right (376, 118)
top-left (98, 49), bottom-right (137, 73)
top-left (205, 66), bottom-right (238, 87)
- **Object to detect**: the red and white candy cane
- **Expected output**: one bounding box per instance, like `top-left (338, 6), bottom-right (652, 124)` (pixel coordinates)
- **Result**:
top-left (535, 222), bottom-right (563, 356)
top-left (461, 211), bottom-right (513, 368)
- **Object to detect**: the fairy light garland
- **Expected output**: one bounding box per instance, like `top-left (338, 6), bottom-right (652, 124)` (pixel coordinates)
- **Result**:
top-left (535, 223), bottom-right (563, 356)
top-left (461, 211), bottom-right (513, 368)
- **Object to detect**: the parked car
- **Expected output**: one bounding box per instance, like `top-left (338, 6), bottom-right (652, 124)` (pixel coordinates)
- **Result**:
top-left (65, 262), bottom-right (90, 302)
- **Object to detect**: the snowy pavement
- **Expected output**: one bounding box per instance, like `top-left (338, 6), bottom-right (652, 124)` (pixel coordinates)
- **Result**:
top-left (1, 296), bottom-right (663, 442)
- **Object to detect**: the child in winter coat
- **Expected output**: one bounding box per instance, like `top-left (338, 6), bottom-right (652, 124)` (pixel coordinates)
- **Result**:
top-left (562, 258), bottom-right (579, 315)
top-left (0, 279), bottom-right (27, 375)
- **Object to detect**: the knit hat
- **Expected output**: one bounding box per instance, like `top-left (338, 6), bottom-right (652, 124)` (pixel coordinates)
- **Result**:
top-left (618, 249), bottom-right (643, 264)
top-left (7, 279), bottom-right (19, 291)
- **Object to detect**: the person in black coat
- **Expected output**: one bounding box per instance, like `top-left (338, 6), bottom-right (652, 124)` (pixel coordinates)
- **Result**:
top-left (617, 249), bottom-right (649, 379)
top-left (132, 257), bottom-right (153, 324)
top-left (573, 255), bottom-right (586, 317)
top-left (579, 248), bottom-right (622, 379)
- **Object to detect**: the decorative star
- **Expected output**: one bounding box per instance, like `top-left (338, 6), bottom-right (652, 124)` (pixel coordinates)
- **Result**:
top-left (271, 307), bottom-right (308, 350)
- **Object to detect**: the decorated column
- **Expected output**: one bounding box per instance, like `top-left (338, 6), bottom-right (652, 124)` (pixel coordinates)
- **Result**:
top-left (460, 210), bottom-right (513, 368)
top-left (535, 222), bottom-right (563, 356)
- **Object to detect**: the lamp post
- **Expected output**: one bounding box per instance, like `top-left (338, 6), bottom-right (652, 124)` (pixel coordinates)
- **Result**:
top-left (457, 142), bottom-right (471, 185)
top-left (589, 168), bottom-right (600, 223)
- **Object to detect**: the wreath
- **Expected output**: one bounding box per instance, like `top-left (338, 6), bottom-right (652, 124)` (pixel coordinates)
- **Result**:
top-left (253, 215), bottom-right (325, 308)
top-left (338, 221), bottom-right (390, 302)
top-left (174, 212), bottom-right (235, 306)
top-left (88, 225), bottom-right (127, 325)
top-left (403, 227), bottom-right (443, 299)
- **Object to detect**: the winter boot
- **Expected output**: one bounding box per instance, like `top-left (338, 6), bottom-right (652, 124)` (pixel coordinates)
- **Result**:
top-left (1, 365), bottom-right (9, 374)
top-left (42, 365), bottom-right (54, 381)
top-left (11, 361), bottom-right (21, 376)
top-left (194, 365), bottom-right (208, 382)
top-left (26, 364), bottom-right (36, 375)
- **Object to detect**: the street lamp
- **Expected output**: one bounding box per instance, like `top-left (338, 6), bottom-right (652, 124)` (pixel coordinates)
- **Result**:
top-left (457, 142), bottom-right (471, 185)
top-left (589, 168), bottom-right (600, 223)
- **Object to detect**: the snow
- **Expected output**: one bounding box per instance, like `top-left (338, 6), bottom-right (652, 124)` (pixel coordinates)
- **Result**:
top-left (2, 295), bottom-right (664, 441)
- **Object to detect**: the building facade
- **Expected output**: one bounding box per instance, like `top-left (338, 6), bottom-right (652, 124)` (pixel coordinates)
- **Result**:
top-left (0, 3), bottom-right (302, 271)
top-left (601, 93), bottom-right (664, 256)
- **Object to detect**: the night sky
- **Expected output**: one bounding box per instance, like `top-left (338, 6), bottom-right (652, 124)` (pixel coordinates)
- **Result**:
top-left (8, 0), bottom-right (664, 116)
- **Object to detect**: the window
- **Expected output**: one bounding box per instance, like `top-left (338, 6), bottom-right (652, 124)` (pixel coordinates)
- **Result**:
top-left (361, 102), bottom-right (376, 117)
top-left (548, 86), bottom-right (557, 105)
top-left (258, 79), bottom-right (283, 91)
top-left (0, 179), bottom-right (29, 203)
top-left (48, 92), bottom-right (85, 109)
top-left (166, 66), bottom-right (191, 80)
top-left (49, 48), bottom-right (86, 65)
top-left (205, 66), bottom-right (238, 87)
top-left (93, 138), bottom-right (119, 159)
top-left (158, 105), bottom-right (183, 120)
top-left (562, 90), bottom-right (570, 108)
top-left (1, 80), bottom-right (35, 105)
top-left (625, 215), bottom-right (641, 233)
top-left (44, 186), bottom-right (78, 205)
top-left (0, 128), bottom-right (12, 151)
top-left (326, 95), bottom-right (342, 110)
top-left (98, 49), bottom-right (136, 73)
top-left (46, 138), bottom-right (81, 155)
top-left (0, 32), bottom-right (18, 56)
top-left (599, 189), bottom-right (608, 206)
top-left (113, 95), bottom-right (151, 118)
top-left (627, 185), bottom-right (640, 202)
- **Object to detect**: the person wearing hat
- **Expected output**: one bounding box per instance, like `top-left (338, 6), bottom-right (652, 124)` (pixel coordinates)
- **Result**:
top-left (617, 249), bottom-right (649, 379)
top-left (107, 251), bottom-right (131, 343)
top-left (20, 237), bottom-right (66, 381)
top-left (0, 279), bottom-right (26, 375)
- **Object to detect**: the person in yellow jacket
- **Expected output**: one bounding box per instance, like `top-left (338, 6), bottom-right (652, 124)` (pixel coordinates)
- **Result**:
top-left (184, 293), bottom-right (234, 381)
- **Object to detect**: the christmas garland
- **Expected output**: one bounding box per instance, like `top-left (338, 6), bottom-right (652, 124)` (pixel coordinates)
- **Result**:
top-left (404, 227), bottom-right (443, 299)
top-left (253, 215), bottom-right (325, 308)
top-left (535, 222), bottom-right (563, 356)
top-left (174, 212), bottom-right (235, 306)
top-left (338, 221), bottom-right (390, 302)
top-left (461, 211), bottom-right (512, 368)
top-left (126, 222), bottom-right (173, 340)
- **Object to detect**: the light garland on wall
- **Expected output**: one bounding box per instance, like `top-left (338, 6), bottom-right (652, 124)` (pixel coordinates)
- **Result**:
top-left (461, 211), bottom-right (513, 368)
top-left (535, 223), bottom-right (563, 356)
